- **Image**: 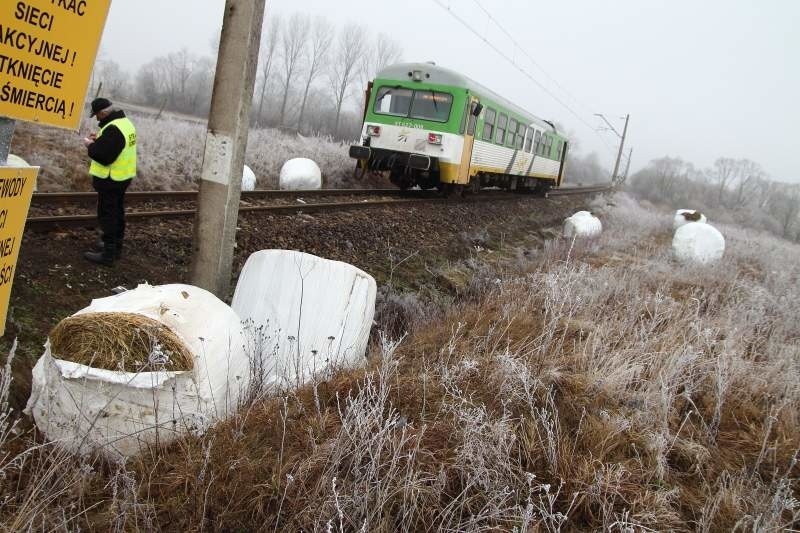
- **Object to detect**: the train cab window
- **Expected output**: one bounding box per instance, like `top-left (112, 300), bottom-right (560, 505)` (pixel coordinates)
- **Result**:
top-left (516, 123), bottom-right (526, 149)
top-left (534, 131), bottom-right (543, 155)
top-left (507, 119), bottom-right (517, 147)
top-left (482, 108), bottom-right (496, 141)
top-left (496, 113), bottom-right (508, 144)
top-left (524, 128), bottom-right (534, 152)
top-left (410, 90), bottom-right (453, 122)
top-left (374, 86), bottom-right (413, 117)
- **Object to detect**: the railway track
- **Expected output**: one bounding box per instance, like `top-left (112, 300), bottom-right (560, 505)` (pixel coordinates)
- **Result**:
top-left (25, 185), bottom-right (611, 231)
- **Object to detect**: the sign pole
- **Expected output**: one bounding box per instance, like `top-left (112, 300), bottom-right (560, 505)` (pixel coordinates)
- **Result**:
top-left (0, 118), bottom-right (16, 165)
top-left (190, 0), bottom-right (266, 298)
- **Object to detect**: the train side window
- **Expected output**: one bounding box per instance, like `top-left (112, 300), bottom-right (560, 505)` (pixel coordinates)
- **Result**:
top-left (534, 131), bottom-right (542, 155)
top-left (546, 137), bottom-right (553, 157)
top-left (482, 108), bottom-right (496, 141)
top-left (507, 119), bottom-right (517, 147)
top-left (516, 123), bottom-right (525, 149)
top-left (496, 113), bottom-right (507, 145)
top-left (524, 128), bottom-right (533, 152)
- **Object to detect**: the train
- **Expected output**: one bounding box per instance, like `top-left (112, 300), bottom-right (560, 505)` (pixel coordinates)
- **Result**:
top-left (349, 62), bottom-right (568, 196)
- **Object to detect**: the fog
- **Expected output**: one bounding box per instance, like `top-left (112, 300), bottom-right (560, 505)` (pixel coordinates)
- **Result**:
top-left (98, 0), bottom-right (799, 181)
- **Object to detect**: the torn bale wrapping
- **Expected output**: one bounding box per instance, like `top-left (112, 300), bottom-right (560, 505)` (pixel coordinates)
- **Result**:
top-left (49, 312), bottom-right (194, 372)
top-left (673, 209), bottom-right (707, 230)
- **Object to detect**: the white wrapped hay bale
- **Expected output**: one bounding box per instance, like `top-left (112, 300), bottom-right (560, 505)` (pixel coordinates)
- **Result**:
top-left (231, 250), bottom-right (376, 388)
top-left (672, 222), bottom-right (725, 264)
top-left (673, 209), bottom-right (707, 230)
top-left (25, 284), bottom-right (248, 458)
top-left (563, 211), bottom-right (602, 239)
top-left (279, 158), bottom-right (322, 190)
top-left (242, 164), bottom-right (257, 191)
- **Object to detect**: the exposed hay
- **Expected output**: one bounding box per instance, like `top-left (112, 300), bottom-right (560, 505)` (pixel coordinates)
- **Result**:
top-left (682, 210), bottom-right (703, 221)
top-left (49, 312), bottom-right (194, 372)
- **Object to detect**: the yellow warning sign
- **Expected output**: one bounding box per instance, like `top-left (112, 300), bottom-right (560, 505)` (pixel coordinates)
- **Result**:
top-left (0, 165), bottom-right (37, 336)
top-left (0, 0), bottom-right (111, 130)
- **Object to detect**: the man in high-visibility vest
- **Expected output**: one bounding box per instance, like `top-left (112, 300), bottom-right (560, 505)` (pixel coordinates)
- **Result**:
top-left (83, 98), bottom-right (137, 266)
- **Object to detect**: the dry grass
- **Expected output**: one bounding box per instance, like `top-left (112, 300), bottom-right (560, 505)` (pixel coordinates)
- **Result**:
top-left (1, 193), bottom-right (799, 530)
top-left (49, 312), bottom-right (194, 372)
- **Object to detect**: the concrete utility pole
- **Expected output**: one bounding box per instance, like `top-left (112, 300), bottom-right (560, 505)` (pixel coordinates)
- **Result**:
top-left (622, 147), bottom-right (633, 182)
top-left (611, 114), bottom-right (630, 184)
top-left (594, 113), bottom-right (630, 185)
top-left (191, 0), bottom-right (266, 298)
top-left (0, 117), bottom-right (16, 164)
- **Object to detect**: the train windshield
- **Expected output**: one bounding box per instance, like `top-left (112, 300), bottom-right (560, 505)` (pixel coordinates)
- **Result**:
top-left (410, 91), bottom-right (453, 122)
top-left (374, 87), bottom-right (413, 117)
top-left (374, 86), bottom-right (453, 122)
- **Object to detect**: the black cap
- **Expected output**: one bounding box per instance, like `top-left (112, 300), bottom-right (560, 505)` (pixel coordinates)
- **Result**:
top-left (90, 97), bottom-right (112, 117)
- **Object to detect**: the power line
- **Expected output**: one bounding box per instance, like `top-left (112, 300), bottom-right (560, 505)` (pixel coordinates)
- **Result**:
top-left (470, 0), bottom-right (594, 117)
top-left (431, 0), bottom-right (618, 157)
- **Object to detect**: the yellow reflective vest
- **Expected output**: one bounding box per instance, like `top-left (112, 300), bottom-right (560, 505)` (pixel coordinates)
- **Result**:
top-left (89, 117), bottom-right (137, 181)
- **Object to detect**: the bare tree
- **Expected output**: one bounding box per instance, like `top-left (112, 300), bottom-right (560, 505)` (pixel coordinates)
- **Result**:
top-left (93, 59), bottom-right (129, 99)
top-left (773, 184), bottom-right (800, 238)
top-left (362, 32), bottom-right (403, 87)
top-left (277, 13), bottom-right (310, 127)
top-left (255, 15), bottom-right (281, 126)
top-left (730, 159), bottom-right (763, 207)
top-left (297, 16), bottom-right (333, 133)
top-left (710, 157), bottom-right (737, 206)
top-left (329, 23), bottom-right (367, 136)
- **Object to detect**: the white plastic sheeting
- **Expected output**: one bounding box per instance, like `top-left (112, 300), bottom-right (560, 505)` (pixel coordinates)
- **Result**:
top-left (242, 164), bottom-right (257, 191)
top-left (672, 222), bottom-right (725, 264)
top-left (25, 284), bottom-right (248, 458)
top-left (279, 158), bottom-right (322, 190)
top-left (563, 211), bottom-right (602, 239)
top-left (231, 250), bottom-right (376, 388)
top-left (3, 153), bottom-right (28, 167)
top-left (673, 209), bottom-right (707, 230)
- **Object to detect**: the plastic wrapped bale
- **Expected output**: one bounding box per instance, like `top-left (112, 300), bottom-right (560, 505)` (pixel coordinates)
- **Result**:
top-left (672, 222), bottom-right (725, 264)
top-left (3, 153), bottom-right (36, 191)
top-left (231, 250), bottom-right (376, 388)
top-left (673, 209), bottom-right (707, 230)
top-left (563, 211), bottom-right (602, 239)
top-left (242, 164), bottom-right (257, 191)
top-left (279, 158), bottom-right (322, 190)
top-left (25, 284), bottom-right (248, 458)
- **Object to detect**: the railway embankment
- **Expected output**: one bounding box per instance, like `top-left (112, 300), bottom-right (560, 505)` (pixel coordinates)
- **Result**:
top-left (3, 191), bottom-right (797, 530)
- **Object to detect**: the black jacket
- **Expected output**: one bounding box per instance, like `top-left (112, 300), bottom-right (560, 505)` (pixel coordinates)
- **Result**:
top-left (87, 109), bottom-right (128, 169)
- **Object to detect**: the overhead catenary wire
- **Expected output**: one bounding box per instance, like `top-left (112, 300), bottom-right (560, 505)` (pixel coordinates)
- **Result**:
top-left (431, 0), bottom-right (619, 158)
top-left (470, 0), bottom-right (595, 117)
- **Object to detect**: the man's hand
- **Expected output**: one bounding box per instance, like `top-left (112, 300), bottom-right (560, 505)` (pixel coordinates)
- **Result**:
top-left (83, 137), bottom-right (93, 147)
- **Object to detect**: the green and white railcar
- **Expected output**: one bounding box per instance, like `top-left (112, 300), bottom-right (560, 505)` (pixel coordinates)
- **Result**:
top-left (350, 62), bottom-right (568, 193)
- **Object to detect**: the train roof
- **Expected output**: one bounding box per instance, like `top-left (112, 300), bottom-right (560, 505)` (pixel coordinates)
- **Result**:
top-left (376, 62), bottom-right (558, 134)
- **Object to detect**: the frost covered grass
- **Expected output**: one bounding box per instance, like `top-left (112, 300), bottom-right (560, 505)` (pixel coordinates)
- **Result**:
top-left (1, 193), bottom-right (799, 530)
top-left (11, 110), bottom-right (372, 192)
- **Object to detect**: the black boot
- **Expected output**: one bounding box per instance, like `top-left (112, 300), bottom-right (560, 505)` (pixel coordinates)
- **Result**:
top-left (94, 239), bottom-right (122, 259)
top-left (84, 250), bottom-right (114, 266)
top-left (85, 240), bottom-right (116, 266)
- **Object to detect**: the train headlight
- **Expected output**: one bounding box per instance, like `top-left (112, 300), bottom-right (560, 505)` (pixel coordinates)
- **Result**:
top-left (427, 133), bottom-right (443, 145)
top-left (367, 125), bottom-right (381, 137)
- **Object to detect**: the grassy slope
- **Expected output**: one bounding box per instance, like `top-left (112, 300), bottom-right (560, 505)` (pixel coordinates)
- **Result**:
top-left (10, 108), bottom-right (367, 192)
top-left (1, 193), bottom-right (799, 531)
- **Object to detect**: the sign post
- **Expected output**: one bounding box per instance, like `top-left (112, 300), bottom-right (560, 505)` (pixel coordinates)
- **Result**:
top-left (0, 0), bottom-right (111, 334)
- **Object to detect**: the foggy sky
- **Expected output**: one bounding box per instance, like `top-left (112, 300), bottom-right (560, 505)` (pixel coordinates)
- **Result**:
top-left (98, 0), bottom-right (800, 182)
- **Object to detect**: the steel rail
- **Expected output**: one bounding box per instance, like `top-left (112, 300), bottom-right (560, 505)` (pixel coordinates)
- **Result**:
top-left (30, 188), bottom-right (406, 205)
top-left (25, 186), bottom-right (611, 230)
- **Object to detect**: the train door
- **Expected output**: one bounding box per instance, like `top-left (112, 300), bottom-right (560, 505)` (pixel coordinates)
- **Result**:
top-left (557, 140), bottom-right (568, 186)
top-left (458, 97), bottom-right (480, 186)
